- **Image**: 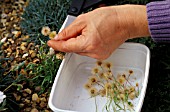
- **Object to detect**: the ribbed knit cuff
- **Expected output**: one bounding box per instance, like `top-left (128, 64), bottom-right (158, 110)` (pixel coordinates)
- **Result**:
top-left (146, 0), bottom-right (170, 42)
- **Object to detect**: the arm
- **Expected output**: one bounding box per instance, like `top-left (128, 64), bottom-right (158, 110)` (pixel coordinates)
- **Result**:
top-left (147, 0), bottom-right (170, 42)
top-left (47, 5), bottom-right (150, 60)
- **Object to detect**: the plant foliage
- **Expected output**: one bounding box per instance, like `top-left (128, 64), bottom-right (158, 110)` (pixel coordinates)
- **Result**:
top-left (20, 0), bottom-right (71, 44)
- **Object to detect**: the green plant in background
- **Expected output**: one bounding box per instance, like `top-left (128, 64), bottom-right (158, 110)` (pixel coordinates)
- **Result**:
top-left (0, 40), bottom-right (62, 111)
top-left (20, 0), bottom-right (71, 44)
top-left (26, 41), bottom-right (62, 94)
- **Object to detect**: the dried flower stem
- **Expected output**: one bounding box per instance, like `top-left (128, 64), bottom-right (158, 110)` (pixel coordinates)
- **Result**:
top-left (84, 61), bottom-right (139, 112)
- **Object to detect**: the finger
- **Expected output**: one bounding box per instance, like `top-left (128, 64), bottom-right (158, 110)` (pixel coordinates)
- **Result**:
top-left (47, 36), bottom-right (86, 52)
top-left (55, 18), bottom-right (86, 41)
top-left (76, 52), bottom-right (106, 60)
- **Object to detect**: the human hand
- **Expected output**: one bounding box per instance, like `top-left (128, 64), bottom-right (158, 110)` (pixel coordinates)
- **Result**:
top-left (47, 5), bottom-right (150, 60)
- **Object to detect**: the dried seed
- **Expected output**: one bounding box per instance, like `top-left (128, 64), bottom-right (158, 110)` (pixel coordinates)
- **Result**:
top-left (129, 92), bottom-right (136, 100)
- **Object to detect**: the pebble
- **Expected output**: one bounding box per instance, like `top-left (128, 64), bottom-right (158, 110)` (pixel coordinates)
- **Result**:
top-left (24, 88), bottom-right (32, 94)
top-left (0, 1), bottom-right (51, 111)
top-left (1, 37), bottom-right (7, 43)
top-left (31, 108), bottom-right (39, 112)
top-left (32, 93), bottom-right (39, 103)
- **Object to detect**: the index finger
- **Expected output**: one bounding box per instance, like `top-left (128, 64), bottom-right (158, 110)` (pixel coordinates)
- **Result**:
top-left (47, 35), bottom-right (87, 53)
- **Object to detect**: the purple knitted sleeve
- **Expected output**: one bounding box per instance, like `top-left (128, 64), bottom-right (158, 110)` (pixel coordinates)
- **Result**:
top-left (146, 0), bottom-right (170, 42)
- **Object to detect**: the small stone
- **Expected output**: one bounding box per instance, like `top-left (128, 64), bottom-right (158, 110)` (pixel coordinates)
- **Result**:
top-left (1, 37), bottom-right (7, 43)
top-left (15, 50), bottom-right (20, 58)
top-left (6, 48), bottom-right (12, 53)
top-left (44, 110), bottom-right (50, 112)
top-left (31, 52), bottom-right (36, 58)
top-left (20, 45), bottom-right (26, 50)
top-left (25, 107), bottom-right (31, 112)
top-left (24, 88), bottom-right (32, 94)
top-left (1, 19), bottom-right (7, 23)
top-left (11, 10), bottom-right (17, 16)
top-left (40, 97), bottom-right (46, 102)
top-left (39, 101), bottom-right (46, 108)
top-left (35, 86), bottom-right (41, 92)
top-left (15, 26), bottom-right (21, 30)
top-left (22, 92), bottom-right (28, 97)
top-left (13, 24), bottom-right (17, 28)
top-left (5, 22), bottom-right (9, 26)
top-left (3, 43), bottom-right (8, 47)
top-left (31, 108), bottom-right (39, 112)
top-left (1, 13), bottom-right (8, 19)
top-left (21, 42), bottom-right (28, 47)
top-left (32, 93), bottom-right (39, 103)
top-left (22, 53), bottom-right (29, 58)
top-left (13, 93), bottom-right (21, 101)
top-left (23, 49), bottom-right (28, 54)
top-left (32, 102), bottom-right (37, 108)
top-left (25, 99), bottom-right (30, 103)
top-left (12, 31), bottom-right (21, 37)
top-left (10, 17), bottom-right (14, 21)
top-left (29, 50), bottom-right (34, 54)
top-left (33, 58), bottom-right (40, 64)
top-left (11, 40), bottom-right (14, 44)
top-left (41, 93), bottom-right (47, 97)
top-left (19, 103), bottom-right (24, 108)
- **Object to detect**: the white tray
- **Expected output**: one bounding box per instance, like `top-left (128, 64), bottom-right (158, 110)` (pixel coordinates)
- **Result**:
top-left (48, 43), bottom-right (150, 112)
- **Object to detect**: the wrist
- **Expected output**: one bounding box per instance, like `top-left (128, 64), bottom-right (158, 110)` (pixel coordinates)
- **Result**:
top-left (114, 5), bottom-right (150, 39)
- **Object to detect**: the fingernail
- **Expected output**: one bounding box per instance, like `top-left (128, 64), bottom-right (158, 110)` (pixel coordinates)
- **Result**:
top-left (54, 34), bottom-right (59, 40)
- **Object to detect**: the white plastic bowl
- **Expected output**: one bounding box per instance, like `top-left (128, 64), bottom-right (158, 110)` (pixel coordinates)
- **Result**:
top-left (48, 43), bottom-right (150, 112)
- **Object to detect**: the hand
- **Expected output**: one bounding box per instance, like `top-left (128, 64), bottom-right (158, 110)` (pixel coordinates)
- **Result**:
top-left (47, 5), bottom-right (150, 60)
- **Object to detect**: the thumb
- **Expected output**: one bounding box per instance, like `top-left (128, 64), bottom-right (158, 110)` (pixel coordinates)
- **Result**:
top-left (48, 35), bottom-right (86, 52)
top-left (55, 20), bottom-right (85, 41)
